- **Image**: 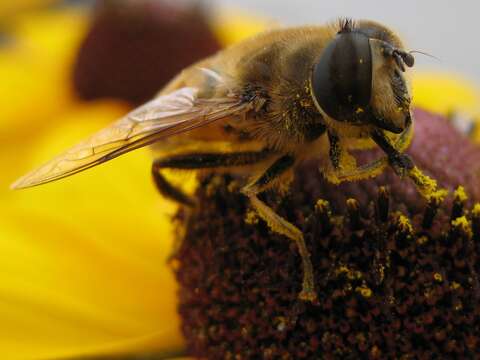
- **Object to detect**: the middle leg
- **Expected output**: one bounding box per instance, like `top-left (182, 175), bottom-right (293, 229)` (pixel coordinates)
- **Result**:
top-left (242, 154), bottom-right (317, 302)
top-left (330, 121), bottom-right (425, 189)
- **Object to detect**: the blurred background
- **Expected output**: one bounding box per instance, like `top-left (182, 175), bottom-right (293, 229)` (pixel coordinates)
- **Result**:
top-left (1, 1), bottom-right (480, 359)
top-left (3, 0), bottom-right (480, 84)
top-left (222, 0), bottom-right (480, 82)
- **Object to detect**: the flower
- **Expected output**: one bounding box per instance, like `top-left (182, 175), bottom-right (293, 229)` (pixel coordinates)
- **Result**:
top-left (1, 1), bottom-right (226, 359)
top-left (2, 103), bottom-right (185, 359)
top-left (72, 0), bottom-right (221, 105)
top-left (2, 1), bottom-right (480, 359)
top-left (175, 109), bottom-right (480, 358)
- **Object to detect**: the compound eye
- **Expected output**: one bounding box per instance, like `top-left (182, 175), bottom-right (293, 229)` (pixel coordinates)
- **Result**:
top-left (312, 32), bottom-right (372, 122)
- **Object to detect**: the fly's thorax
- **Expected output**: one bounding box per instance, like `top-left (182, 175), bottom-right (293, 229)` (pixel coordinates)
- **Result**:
top-left (210, 27), bottom-right (340, 149)
top-left (230, 26), bottom-right (332, 90)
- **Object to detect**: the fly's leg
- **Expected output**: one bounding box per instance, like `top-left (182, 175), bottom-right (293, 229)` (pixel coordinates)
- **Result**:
top-left (336, 159), bottom-right (388, 182)
top-left (328, 131), bottom-right (341, 170)
top-left (332, 120), bottom-right (414, 184)
top-left (325, 130), bottom-right (382, 183)
top-left (242, 154), bottom-right (317, 302)
top-left (151, 150), bottom-right (271, 206)
top-left (153, 151), bottom-right (317, 302)
top-left (370, 129), bottom-right (415, 177)
top-left (152, 169), bottom-right (196, 207)
top-left (152, 150), bottom-right (272, 262)
top-left (328, 123), bottom-right (442, 199)
top-left (370, 129), bottom-right (441, 199)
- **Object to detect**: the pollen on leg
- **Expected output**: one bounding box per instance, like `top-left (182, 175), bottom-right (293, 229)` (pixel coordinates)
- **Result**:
top-left (407, 165), bottom-right (444, 199)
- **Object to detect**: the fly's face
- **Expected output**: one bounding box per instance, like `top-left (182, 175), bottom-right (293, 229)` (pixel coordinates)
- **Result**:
top-left (369, 37), bottom-right (413, 133)
top-left (310, 19), bottom-right (414, 135)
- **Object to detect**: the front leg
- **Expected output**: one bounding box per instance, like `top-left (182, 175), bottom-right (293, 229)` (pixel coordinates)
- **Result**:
top-left (370, 129), bottom-right (441, 199)
top-left (325, 130), bottom-right (373, 184)
top-left (242, 155), bottom-right (317, 302)
top-left (334, 119), bottom-right (414, 183)
top-left (370, 129), bottom-right (414, 177)
top-left (328, 131), bottom-right (341, 170)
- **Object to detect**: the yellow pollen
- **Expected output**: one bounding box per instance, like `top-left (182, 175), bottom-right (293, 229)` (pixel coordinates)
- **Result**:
top-left (355, 107), bottom-right (364, 114)
top-left (245, 210), bottom-right (258, 225)
top-left (300, 99), bottom-right (310, 107)
top-left (472, 203), bottom-right (480, 217)
top-left (315, 199), bottom-right (331, 213)
top-left (417, 236), bottom-right (429, 245)
top-left (433, 272), bottom-right (443, 282)
top-left (407, 166), bottom-right (442, 199)
top-left (451, 281), bottom-right (461, 290)
top-left (336, 265), bottom-right (362, 280)
top-left (451, 216), bottom-right (473, 238)
top-left (430, 189), bottom-right (448, 203)
top-left (349, 270), bottom-right (362, 280)
top-left (356, 285), bottom-right (372, 298)
top-left (454, 186), bottom-right (468, 202)
top-left (424, 289), bottom-right (432, 298)
top-left (370, 345), bottom-right (381, 357)
top-left (346, 198), bottom-right (357, 207)
top-left (397, 215), bottom-right (413, 233)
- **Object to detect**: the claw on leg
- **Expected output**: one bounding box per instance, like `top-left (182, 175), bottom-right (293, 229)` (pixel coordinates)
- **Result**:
top-left (369, 127), bottom-right (447, 201)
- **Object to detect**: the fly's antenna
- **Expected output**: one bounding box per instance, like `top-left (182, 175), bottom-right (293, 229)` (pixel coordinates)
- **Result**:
top-left (409, 50), bottom-right (441, 62)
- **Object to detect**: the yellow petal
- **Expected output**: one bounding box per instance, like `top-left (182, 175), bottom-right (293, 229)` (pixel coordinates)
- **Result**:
top-left (0, 0), bottom-right (55, 17)
top-left (1, 103), bottom-right (184, 359)
top-left (412, 71), bottom-right (480, 118)
top-left (0, 8), bottom-right (88, 137)
top-left (210, 8), bottom-right (271, 46)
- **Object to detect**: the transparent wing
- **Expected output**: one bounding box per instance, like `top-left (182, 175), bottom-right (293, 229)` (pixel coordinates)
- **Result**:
top-left (12, 87), bottom-right (250, 189)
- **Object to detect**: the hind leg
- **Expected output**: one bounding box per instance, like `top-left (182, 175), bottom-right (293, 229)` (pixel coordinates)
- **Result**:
top-left (151, 149), bottom-right (271, 206)
top-left (152, 151), bottom-right (318, 302)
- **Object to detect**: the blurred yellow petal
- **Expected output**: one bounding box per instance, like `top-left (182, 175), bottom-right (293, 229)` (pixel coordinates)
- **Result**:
top-left (0, 8), bottom-right (89, 137)
top-left (0, 0), bottom-right (55, 17)
top-left (1, 101), bottom-right (127, 188)
top-left (1, 6), bottom-right (271, 358)
top-left (211, 8), bottom-right (270, 46)
top-left (1, 103), bottom-right (183, 360)
top-left (3, 5), bottom-right (480, 358)
top-left (412, 71), bottom-right (480, 117)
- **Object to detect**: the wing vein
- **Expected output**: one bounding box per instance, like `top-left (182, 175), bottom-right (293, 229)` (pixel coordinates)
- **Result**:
top-left (11, 86), bottom-right (251, 189)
